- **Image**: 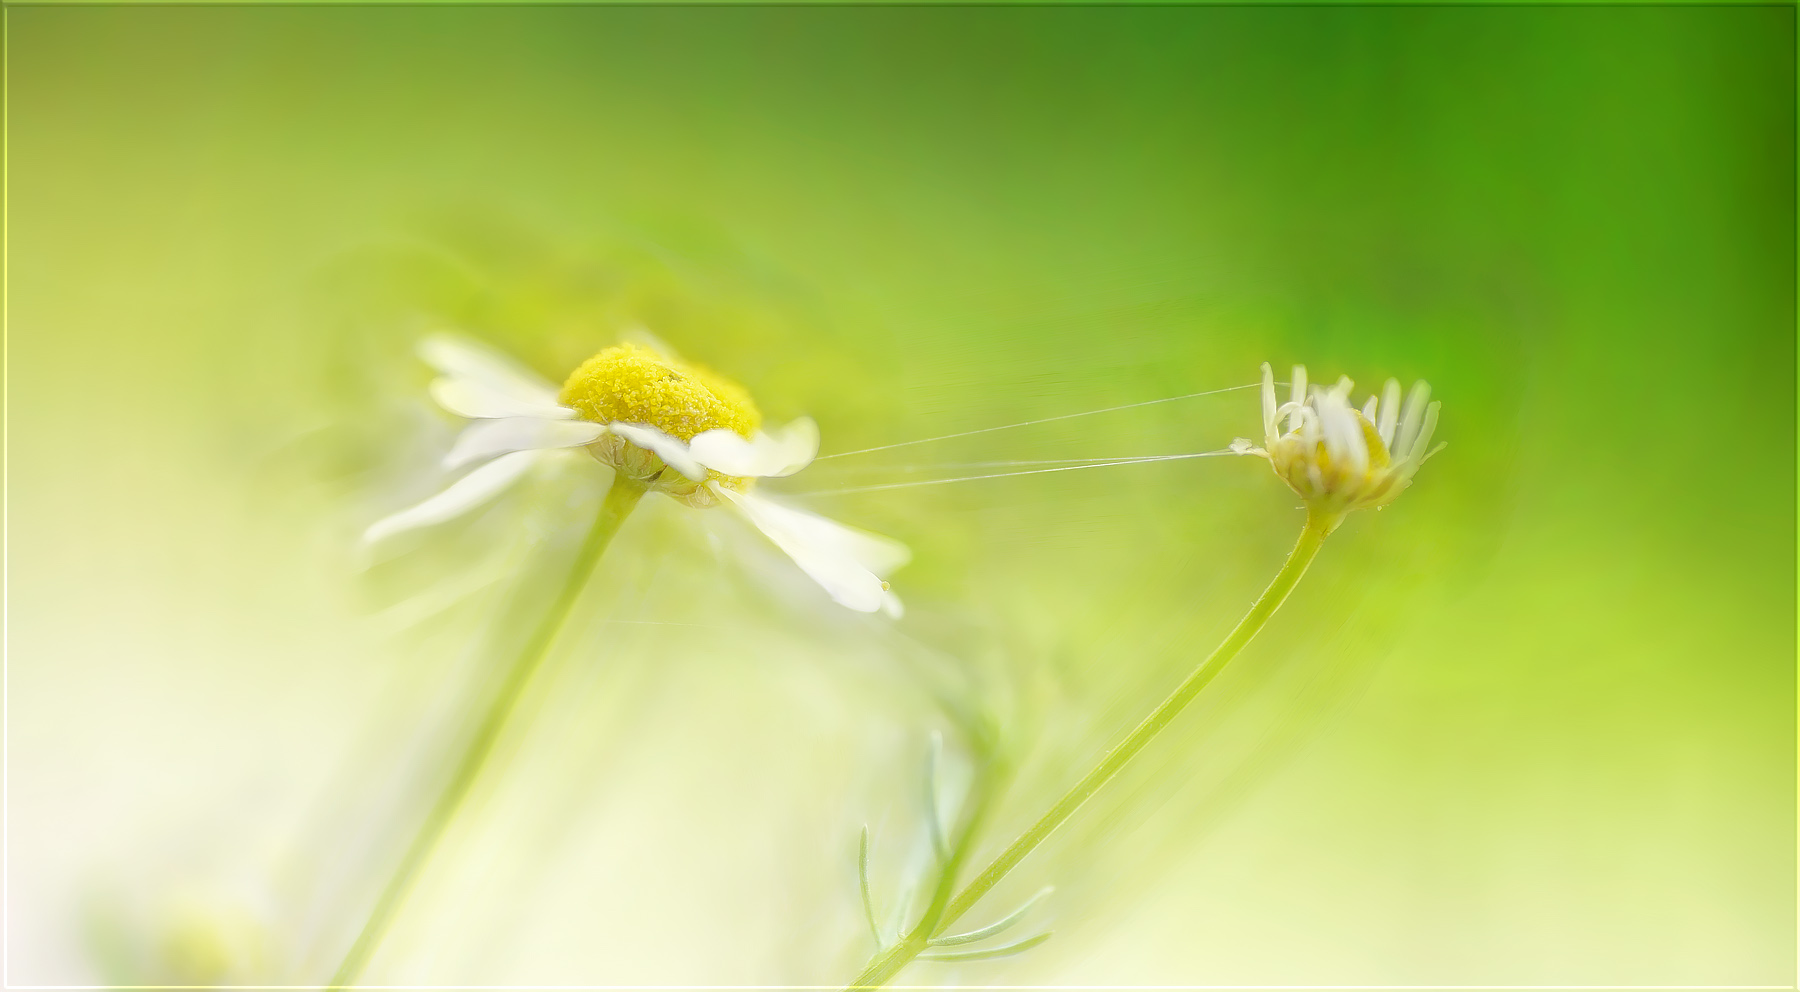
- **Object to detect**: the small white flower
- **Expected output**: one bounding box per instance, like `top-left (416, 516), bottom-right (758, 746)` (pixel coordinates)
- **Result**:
top-left (365, 335), bottom-right (907, 616)
top-left (1232, 362), bottom-right (1443, 518)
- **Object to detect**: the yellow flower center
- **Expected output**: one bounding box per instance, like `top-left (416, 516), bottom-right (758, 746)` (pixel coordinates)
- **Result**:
top-left (558, 343), bottom-right (761, 441)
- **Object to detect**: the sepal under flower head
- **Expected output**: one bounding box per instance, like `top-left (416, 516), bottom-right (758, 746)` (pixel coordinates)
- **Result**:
top-left (1232, 362), bottom-right (1443, 520)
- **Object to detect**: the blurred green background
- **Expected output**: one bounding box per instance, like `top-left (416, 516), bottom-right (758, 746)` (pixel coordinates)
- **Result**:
top-left (8, 5), bottom-right (1793, 985)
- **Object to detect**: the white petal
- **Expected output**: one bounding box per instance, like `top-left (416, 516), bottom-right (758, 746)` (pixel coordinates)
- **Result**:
top-left (1259, 362), bottom-right (1278, 443)
top-left (444, 417), bottom-right (607, 470)
top-left (1288, 365), bottom-right (1308, 432)
top-left (1405, 401), bottom-right (1442, 466)
top-left (608, 422), bottom-right (706, 481)
top-left (1360, 394), bottom-right (1379, 423)
top-left (362, 450), bottom-right (541, 545)
top-left (689, 418), bottom-right (820, 478)
top-left (1395, 380), bottom-right (1433, 459)
top-left (824, 517), bottom-right (912, 576)
top-left (1316, 390), bottom-right (1368, 474)
top-left (715, 488), bottom-right (906, 613)
top-left (1378, 378), bottom-right (1403, 447)
top-left (757, 417), bottom-right (821, 476)
top-left (686, 430), bottom-right (762, 477)
top-left (420, 335), bottom-right (563, 407)
top-left (428, 376), bottom-right (575, 421)
top-left (881, 589), bottom-right (905, 620)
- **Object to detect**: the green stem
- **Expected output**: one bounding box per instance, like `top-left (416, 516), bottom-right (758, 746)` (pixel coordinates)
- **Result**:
top-left (330, 479), bottom-right (646, 987)
top-left (846, 508), bottom-right (1339, 989)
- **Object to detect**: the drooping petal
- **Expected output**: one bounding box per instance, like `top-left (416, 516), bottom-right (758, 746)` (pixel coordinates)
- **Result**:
top-left (363, 450), bottom-right (542, 545)
top-left (714, 487), bottom-right (906, 613)
top-left (689, 417), bottom-right (820, 479)
top-left (819, 513), bottom-right (913, 577)
top-left (608, 422), bottom-right (707, 481)
top-left (443, 417), bottom-right (607, 470)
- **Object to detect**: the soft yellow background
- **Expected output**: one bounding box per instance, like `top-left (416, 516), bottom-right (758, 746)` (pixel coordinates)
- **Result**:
top-left (7, 6), bottom-right (1793, 985)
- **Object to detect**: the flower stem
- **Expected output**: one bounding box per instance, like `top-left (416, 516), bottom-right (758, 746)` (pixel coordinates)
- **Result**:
top-left (845, 508), bottom-right (1339, 989)
top-left (330, 478), bottom-right (646, 987)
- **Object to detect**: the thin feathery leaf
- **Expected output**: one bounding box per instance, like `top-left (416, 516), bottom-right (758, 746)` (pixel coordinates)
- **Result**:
top-left (926, 733), bottom-right (950, 863)
top-left (918, 930), bottom-right (1053, 962)
top-left (859, 826), bottom-right (882, 945)
top-left (885, 876), bottom-right (920, 942)
top-left (927, 887), bottom-right (1053, 946)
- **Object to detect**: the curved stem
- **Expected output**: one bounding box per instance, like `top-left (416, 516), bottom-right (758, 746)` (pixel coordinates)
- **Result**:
top-left (846, 508), bottom-right (1339, 989)
top-left (331, 479), bottom-right (646, 987)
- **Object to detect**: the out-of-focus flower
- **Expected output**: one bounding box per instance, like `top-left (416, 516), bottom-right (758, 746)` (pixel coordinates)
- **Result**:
top-left (1232, 362), bottom-right (1443, 518)
top-left (86, 886), bottom-right (275, 986)
top-left (365, 336), bottom-right (907, 615)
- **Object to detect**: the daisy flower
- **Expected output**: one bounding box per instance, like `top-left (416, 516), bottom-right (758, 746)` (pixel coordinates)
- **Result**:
top-left (364, 335), bottom-right (908, 615)
top-left (846, 366), bottom-right (1443, 986)
top-left (1232, 362), bottom-right (1444, 520)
